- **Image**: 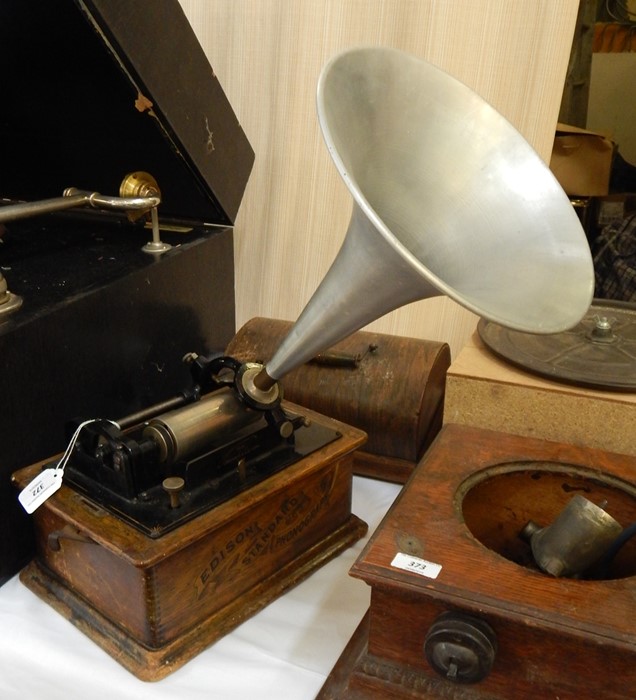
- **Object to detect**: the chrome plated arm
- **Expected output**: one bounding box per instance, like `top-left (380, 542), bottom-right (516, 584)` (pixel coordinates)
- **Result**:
top-left (0, 187), bottom-right (160, 223)
top-left (0, 173), bottom-right (166, 318)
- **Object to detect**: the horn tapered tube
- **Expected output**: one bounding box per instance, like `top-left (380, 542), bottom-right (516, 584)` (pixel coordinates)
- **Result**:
top-left (261, 47), bottom-right (594, 385)
top-left (264, 202), bottom-right (441, 382)
top-left (253, 366), bottom-right (277, 392)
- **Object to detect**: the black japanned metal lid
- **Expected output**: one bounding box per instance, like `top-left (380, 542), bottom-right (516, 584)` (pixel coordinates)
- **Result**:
top-left (0, 0), bottom-right (254, 225)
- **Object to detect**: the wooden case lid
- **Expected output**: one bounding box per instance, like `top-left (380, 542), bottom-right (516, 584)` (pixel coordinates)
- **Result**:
top-left (226, 317), bottom-right (451, 467)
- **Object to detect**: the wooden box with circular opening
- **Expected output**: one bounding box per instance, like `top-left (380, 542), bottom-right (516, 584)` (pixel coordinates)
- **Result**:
top-left (318, 423), bottom-right (636, 699)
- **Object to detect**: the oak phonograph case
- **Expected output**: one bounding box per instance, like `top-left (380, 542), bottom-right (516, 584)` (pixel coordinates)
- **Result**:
top-left (5, 6), bottom-right (618, 694)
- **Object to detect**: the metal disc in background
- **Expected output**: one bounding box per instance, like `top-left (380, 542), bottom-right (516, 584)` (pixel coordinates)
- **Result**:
top-left (477, 300), bottom-right (636, 391)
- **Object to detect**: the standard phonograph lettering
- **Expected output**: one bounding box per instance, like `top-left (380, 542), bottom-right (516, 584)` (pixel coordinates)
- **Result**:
top-left (196, 482), bottom-right (333, 598)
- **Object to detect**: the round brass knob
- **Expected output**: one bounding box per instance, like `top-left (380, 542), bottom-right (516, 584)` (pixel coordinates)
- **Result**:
top-left (119, 171), bottom-right (160, 223)
top-left (162, 476), bottom-right (185, 509)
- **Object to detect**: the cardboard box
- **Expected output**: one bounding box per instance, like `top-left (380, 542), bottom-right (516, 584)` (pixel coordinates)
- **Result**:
top-left (550, 123), bottom-right (614, 196)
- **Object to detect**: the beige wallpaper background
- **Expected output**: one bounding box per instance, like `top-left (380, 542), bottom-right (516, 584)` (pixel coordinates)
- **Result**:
top-left (178, 0), bottom-right (579, 359)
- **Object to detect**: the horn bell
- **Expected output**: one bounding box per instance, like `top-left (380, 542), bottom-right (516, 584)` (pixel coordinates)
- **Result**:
top-left (262, 46), bottom-right (594, 384)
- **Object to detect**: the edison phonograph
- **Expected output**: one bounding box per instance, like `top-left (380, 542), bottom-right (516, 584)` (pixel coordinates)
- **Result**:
top-left (7, 7), bottom-right (625, 695)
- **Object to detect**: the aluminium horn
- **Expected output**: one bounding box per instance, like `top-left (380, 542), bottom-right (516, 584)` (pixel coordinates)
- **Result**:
top-left (253, 47), bottom-right (594, 393)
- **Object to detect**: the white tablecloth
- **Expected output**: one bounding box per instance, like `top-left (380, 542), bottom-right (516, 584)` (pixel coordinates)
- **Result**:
top-left (0, 476), bottom-right (401, 700)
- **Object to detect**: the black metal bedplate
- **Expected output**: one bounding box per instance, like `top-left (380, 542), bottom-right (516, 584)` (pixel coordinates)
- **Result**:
top-left (61, 415), bottom-right (341, 538)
